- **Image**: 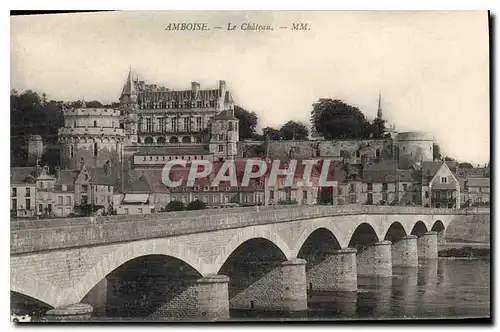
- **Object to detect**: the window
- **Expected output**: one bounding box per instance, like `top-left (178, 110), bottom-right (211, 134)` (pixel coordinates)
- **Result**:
top-left (26, 199), bottom-right (31, 210)
top-left (367, 183), bottom-right (373, 191)
top-left (12, 199), bottom-right (17, 210)
top-left (93, 120), bottom-right (97, 127)
top-left (73, 120), bottom-right (77, 128)
top-left (209, 100), bottom-right (215, 107)
top-left (66, 196), bottom-right (71, 205)
top-left (58, 196), bottom-right (63, 205)
top-left (124, 208), bottom-right (129, 214)
top-left (213, 196), bottom-right (218, 203)
top-left (218, 134), bottom-right (224, 140)
top-left (39, 204), bottom-right (43, 213)
top-left (93, 142), bottom-right (98, 156)
top-left (138, 208), bottom-right (143, 214)
top-left (338, 188), bottom-right (343, 195)
top-left (367, 193), bottom-right (373, 204)
top-left (382, 192), bottom-right (388, 201)
top-left (172, 118), bottom-right (178, 132)
top-left (203, 196), bottom-right (208, 203)
top-left (270, 191), bottom-right (274, 200)
top-left (196, 117), bottom-right (202, 131)
top-left (218, 145), bottom-right (224, 152)
top-left (184, 117), bottom-right (190, 131)
top-left (382, 183), bottom-right (388, 191)
top-left (403, 184), bottom-right (408, 191)
top-left (303, 190), bottom-right (308, 199)
top-left (82, 185), bottom-right (88, 193)
top-left (425, 191), bottom-right (429, 198)
top-left (228, 122), bottom-right (234, 131)
top-left (197, 101), bottom-right (202, 108)
top-left (244, 195), bottom-right (249, 203)
top-left (146, 118), bottom-right (152, 132)
top-left (441, 177), bottom-right (448, 183)
top-left (70, 145), bottom-right (74, 158)
top-left (62, 185), bottom-right (67, 192)
top-left (159, 118), bottom-right (166, 132)
top-left (376, 149), bottom-right (380, 158)
top-left (11, 188), bottom-right (17, 197)
top-left (356, 150), bottom-right (360, 158)
top-left (184, 101), bottom-right (190, 108)
top-left (350, 183), bottom-right (356, 192)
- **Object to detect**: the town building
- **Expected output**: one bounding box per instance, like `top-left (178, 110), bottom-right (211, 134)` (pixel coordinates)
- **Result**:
top-left (10, 167), bottom-right (37, 217)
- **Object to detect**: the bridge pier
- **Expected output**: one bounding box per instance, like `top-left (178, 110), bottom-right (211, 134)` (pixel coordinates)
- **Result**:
top-left (150, 275), bottom-right (230, 321)
top-left (307, 248), bottom-right (357, 292)
top-left (229, 258), bottom-right (307, 312)
top-left (391, 235), bottom-right (418, 267)
top-left (357, 241), bottom-right (392, 277)
top-left (45, 303), bottom-right (94, 322)
top-left (417, 231), bottom-right (438, 259)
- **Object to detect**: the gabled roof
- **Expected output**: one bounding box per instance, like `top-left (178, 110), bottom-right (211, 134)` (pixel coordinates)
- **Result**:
top-left (88, 167), bottom-right (118, 186)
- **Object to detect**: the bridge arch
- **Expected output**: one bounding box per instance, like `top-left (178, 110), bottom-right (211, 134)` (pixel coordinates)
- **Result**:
top-left (384, 221), bottom-right (408, 243)
top-left (431, 220), bottom-right (446, 243)
top-left (211, 226), bottom-right (293, 273)
top-left (348, 222), bottom-right (380, 252)
top-left (69, 238), bottom-right (206, 307)
top-left (11, 275), bottom-right (59, 309)
top-left (410, 220), bottom-right (429, 237)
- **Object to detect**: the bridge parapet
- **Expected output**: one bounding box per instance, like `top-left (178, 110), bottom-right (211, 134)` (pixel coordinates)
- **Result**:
top-left (11, 205), bottom-right (479, 255)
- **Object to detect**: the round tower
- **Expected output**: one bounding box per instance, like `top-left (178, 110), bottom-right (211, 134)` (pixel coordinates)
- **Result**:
top-left (27, 134), bottom-right (44, 166)
top-left (396, 131), bottom-right (434, 169)
top-left (58, 106), bottom-right (125, 170)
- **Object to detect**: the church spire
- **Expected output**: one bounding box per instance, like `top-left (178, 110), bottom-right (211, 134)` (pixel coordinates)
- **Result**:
top-left (377, 90), bottom-right (383, 119)
top-left (120, 67), bottom-right (137, 104)
top-left (81, 97), bottom-right (86, 108)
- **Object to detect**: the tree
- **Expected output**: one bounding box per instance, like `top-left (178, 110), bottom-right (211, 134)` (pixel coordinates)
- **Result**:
top-left (166, 201), bottom-right (185, 212)
top-left (186, 200), bottom-right (206, 210)
top-left (234, 106), bottom-right (258, 140)
top-left (458, 162), bottom-right (474, 169)
top-left (279, 121), bottom-right (309, 141)
top-left (444, 156), bottom-right (456, 161)
top-left (262, 127), bottom-right (281, 140)
top-left (310, 99), bottom-right (372, 139)
top-left (433, 143), bottom-right (442, 161)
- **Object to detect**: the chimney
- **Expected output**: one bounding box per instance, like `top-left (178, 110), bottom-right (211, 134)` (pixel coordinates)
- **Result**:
top-left (191, 82), bottom-right (200, 96)
top-left (219, 80), bottom-right (226, 93)
top-left (55, 166), bottom-right (61, 180)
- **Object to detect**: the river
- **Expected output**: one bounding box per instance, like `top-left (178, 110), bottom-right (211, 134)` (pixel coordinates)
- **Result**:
top-left (230, 258), bottom-right (490, 321)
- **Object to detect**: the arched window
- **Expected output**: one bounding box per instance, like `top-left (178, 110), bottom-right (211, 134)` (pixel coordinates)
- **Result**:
top-left (119, 123), bottom-right (124, 129)
top-left (93, 120), bottom-right (97, 127)
top-left (157, 137), bottom-right (166, 144)
top-left (144, 137), bottom-right (153, 144)
top-left (169, 136), bottom-right (179, 144)
top-left (93, 143), bottom-right (98, 156)
top-left (182, 136), bottom-right (191, 143)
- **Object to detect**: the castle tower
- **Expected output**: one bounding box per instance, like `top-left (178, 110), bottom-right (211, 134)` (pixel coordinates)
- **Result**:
top-left (209, 90), bottom-right (239, 161)
top-left (58, 102), bottom-right (125, 170)
top-left (119, 68), bottom-right (139, 145)
top-left (396, 132), bottom-right (434, 169)
top-left (27, 134), bottom-right (44, 166)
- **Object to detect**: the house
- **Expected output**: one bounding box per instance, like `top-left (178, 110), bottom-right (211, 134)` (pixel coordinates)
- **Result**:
top-left (418, 161), bottom-right (460, 208)
top-left (459, 177), bottom-right (490, 207)
top-left (116, 172), bottom-right (154, 215)
top-left (35, 166), bottom-right (57, 217)
top-left (362, 161), bottom-right (418, 205)
top-left (10, 167), bottom-right (37, 217)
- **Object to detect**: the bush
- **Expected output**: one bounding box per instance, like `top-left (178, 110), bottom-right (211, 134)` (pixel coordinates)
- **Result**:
top-left (166, 201), bottom-right (185, 212)
top-left (186, 200), bottom-right (206, 210)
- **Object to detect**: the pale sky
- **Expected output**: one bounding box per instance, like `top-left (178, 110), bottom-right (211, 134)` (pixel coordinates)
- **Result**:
top-left (10, 11), bottom-right (489, 165)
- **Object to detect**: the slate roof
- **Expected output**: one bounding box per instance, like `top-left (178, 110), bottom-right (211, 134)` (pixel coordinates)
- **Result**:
top-left (214, 109), bottom-right (238, 121)
top-left (10, 167), bottom-right (37, 184)
top-left (56, 170), bottom-right (80, 185)
top-left (467, 177), bottom-right (490, 188)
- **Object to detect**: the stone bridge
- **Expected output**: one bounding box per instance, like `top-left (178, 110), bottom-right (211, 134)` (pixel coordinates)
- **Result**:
top-left (10, 205), bottom-right (487, 321)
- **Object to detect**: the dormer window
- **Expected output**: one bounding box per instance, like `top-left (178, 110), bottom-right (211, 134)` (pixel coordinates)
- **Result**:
top-left (441, 177), bottom-right (448, 183)
top-left (184, 101), bottom-right (190, 108)
top-left (197, 101), bottom-right (202, 108)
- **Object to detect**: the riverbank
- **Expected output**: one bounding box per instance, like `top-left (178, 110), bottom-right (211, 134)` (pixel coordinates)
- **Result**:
top-left (438, 244), bottom-right (490, 259)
